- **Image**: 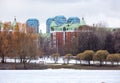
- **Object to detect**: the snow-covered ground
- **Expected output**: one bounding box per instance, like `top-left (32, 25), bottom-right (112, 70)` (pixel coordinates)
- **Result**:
top-left (4, 57), bottom-right (77, 64)
top-left (0, 69), bottom-right (120, 83)
top-left (5, 57), bottom-right (119, 65)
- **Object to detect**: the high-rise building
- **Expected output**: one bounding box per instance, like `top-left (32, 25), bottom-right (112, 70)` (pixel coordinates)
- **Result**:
top-left (67, 17), bottom-right (80, 24)
top-left (46, 18), bottom-right (53, 33)
top-left (46, 15), bottom-right (67, 33)
top-left (46, 16), bottom-right (82, 33)
top-left (26, 18), bottom-right (39, 33)
top-left (54, 15), bottom-right (66, 26)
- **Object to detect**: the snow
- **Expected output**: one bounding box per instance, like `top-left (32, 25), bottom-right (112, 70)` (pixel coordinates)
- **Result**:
top-left (5, 57), bottom-right (90, 64)
top-left (3, 57), bottom-right (120, 66)
top-left (0, 69), bottom-right (120, 83)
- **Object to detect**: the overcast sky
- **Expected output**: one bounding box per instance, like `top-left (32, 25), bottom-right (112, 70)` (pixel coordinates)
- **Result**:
top-left (0, 0), bottom-right (120, 32)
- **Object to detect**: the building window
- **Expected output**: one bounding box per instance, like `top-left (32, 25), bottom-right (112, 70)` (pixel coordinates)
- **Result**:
top-left (51, 27), bottom-right (54, 31)
top-left (63, 27), bottom-right (66, 31)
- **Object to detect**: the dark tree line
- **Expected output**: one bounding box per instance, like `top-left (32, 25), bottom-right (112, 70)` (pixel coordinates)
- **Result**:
top-left (40, 26), bottom-right (120, 56)
top-left (77, 26), bottom-right (120, 54)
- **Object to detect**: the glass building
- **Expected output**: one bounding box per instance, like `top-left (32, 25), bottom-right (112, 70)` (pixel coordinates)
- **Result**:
top-left (46, 16), bottom-right (67, 33)
top-left (54, 15), bottom-right (66, 26)
top-left (26, 18), bottom-right (39, 33)
top-left (67, 17), bottom-right (80, 24)
top-left (46, 16), bottom-right (86, 33)
top-left (46, 18), bottom-right (54, 33)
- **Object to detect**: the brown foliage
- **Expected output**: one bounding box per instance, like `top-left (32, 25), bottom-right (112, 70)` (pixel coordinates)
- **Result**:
top-left (0, 30), bottom-right (37, 63)
top-left (106, 54), bottom-right (120, 65)
top-left (93, 50), bottom-right (109, 65)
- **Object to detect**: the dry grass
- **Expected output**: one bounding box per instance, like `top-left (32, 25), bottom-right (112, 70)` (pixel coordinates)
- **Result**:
top-left (46, 64), bottom-right (120, 70)
top-left (0, 62), bottom-right (120, 70)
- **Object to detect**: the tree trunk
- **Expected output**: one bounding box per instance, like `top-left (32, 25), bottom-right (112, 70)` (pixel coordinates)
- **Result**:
top-left (100, 61), bottom-right (102, 66)
top-left (93, 60), bottom-right (94, 65)
top-left (104, 61), bottom-right (106, 65)
top-left (20, 57), bottom-right (22, 63)
top-left (14, 58), bottom-right (16, 63)
top-left (23, 63), bottom-right (26, 69)
top-left (55, 60), bottom-right (57, 64)
top-left (112, 61), bottom-right (114, 66)
top-left (76, 60), bottom-right (77, 64)
top-left (67, 59), bottom-right (69, 64)
top-left (23, 59), bottom-right (26, 69)
top-left (80, 60), bottom-right (81, 65)
top-left (88, 61), bottom-right (90, 66)
top-left (117, 61), bottom-right (119, 66)
top-left (1, 55), bottom-right (5, 63)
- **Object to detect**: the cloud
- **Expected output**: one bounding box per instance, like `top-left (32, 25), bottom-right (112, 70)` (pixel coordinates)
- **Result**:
top-left (27, 0), bottom-right (86, 4)
top-left (0, 0), bottom-right (120, 32)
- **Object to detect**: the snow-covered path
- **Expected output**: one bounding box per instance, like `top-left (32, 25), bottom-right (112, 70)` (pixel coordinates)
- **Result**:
top-left (0, 69), bottom-right (120, 83)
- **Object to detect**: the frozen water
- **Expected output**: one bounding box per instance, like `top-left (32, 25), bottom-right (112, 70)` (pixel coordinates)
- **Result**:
top-left (0, 69), bottom-right (120, 83)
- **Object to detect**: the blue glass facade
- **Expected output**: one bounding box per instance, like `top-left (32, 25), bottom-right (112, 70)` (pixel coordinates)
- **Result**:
top-left (54, 16), bottom-right (66, 26)
top-left (26, 18), bottom-right (39, 33)
top-left (46, 18), bottom-right (53, 33)
top-left (46, 16), bottom-right (81, 33)
top-left (46, 16), bottom-right (67, 33)
top-left (67, 17), bottom-right (80, 24)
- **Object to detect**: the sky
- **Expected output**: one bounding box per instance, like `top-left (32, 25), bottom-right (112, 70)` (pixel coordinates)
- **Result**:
top-left (0, 0), bottom-right (120, 33)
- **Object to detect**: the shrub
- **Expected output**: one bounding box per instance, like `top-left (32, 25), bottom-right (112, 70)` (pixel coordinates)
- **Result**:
top-left (76, 53), bottom-right (83, 64)
top-left (51, 53), bottom-right (60, 63)
top-left (106, 54), bottom-right (120, 65)
top-left (81, 50), bottom-right (95, 65)
top-left (93, 50), bottom-right (109, 66)
top-left (63, 54), bottom-right (73, 64)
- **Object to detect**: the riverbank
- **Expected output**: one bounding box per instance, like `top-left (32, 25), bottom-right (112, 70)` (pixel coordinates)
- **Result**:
top-left (0, 63), bottom-right (120, 70)
top-left (0, 63), bottom-right (47, 70)
top-left (47, 64), bottom-right (120, 70)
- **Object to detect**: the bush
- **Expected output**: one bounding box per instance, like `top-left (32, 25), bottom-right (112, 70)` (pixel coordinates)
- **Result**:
top-left (51, 53), bottom-right (60, 63)
top-left (81, 50), bottom-right (95, 65)
top-left (76, 53), bottom-right (83, 64)
top-left (76, 53), bottom-right (83, 60)
top-left (63, 54), bottom-right (73, 64)
top-left (93, 50), bottom-right (109, 66)
top-left (106, 54), bottom-right (120, 65)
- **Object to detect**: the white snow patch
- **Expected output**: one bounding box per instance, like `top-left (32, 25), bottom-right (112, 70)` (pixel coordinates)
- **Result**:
top-left (0, 69), bottom-right (120, 83)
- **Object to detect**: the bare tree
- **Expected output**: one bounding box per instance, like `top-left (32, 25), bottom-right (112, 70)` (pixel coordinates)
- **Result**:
top-left (113, 30), bottom-right (120, 53)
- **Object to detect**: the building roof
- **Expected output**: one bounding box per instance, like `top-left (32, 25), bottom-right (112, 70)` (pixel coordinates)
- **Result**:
top-left (49, 17), bottom-right (87, 32)
top-left (12, 17), bottom-right (17, 28)
top-left (50, 21), bottom-right (57, 27)
top-left (50, 21), bottom-right (80, 31)
top-left (67, 23), bottom-right (80, 30)
top-left (80, 17), bottom-right (86, 26)
top-left (50, 21), bottom-right (58, 31)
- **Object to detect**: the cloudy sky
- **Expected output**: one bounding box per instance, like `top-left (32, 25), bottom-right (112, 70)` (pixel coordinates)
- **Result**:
top-left (0, 0), bottom-right (120, 32)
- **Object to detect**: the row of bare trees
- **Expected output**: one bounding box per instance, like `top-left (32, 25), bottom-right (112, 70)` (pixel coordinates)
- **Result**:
top-left (77, 27), bottom-right (120, 54)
